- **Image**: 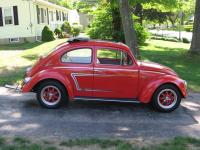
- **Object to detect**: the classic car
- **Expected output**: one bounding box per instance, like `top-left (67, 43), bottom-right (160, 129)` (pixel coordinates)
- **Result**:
top-left (21, 37), bottom-right (187, 112)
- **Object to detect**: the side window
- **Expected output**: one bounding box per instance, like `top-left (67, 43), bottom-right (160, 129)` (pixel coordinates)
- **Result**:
top-left (97, 49), bottom-right (133, 66)
top-left (61, 48), bottom-right (92, 64)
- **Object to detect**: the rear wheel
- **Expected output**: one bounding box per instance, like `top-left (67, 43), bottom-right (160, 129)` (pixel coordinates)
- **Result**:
top-left (36, 81), bottom-right (67, 109)
top-left (152, 84), bottom-right (181, 112)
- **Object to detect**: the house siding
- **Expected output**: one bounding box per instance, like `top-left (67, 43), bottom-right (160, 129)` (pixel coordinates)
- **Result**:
top-left (0, 0), bottom-right (69, 44)
top-left (0, 0), bottom-right (35, 39)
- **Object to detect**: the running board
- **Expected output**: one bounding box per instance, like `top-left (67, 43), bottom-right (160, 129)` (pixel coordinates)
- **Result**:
top-left (74, 97), bottom-right (140, 103)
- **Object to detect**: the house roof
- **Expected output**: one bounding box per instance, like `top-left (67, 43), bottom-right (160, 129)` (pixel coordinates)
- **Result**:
top-left (34, 0), bottom-right (69, 12)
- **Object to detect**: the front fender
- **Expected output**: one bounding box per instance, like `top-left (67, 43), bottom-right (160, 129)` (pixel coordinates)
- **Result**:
top-left (139, 75), bottom-right (187, 103)
top-left (22, 70), bottom-right (74, 100)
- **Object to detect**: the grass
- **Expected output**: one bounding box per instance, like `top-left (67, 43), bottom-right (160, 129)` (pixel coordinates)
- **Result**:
top-left (0, 39), bottom-right (67, 85)
top-left (140, 40), bottom-right (200, 92)
top-left (0, 39), bottom-right (199, 92)
top-left (60, 139), bottom-right (133, 149)
top-left (0, 137), bottom-right (199, 150)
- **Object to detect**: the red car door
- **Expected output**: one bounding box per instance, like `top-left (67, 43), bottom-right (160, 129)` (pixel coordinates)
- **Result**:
top-left (59, 47), bottom-right (94, 97)
top-left (93, 46), bottom-right (139, 99)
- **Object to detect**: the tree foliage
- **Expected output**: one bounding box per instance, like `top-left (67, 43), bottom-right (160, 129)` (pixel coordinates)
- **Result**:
top-left (47, 0), bottom-right (72, 8)
top-left (87, 4), bottom-right (149, 45)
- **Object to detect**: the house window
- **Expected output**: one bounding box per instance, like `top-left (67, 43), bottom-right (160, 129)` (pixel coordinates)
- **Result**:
top-left (10, 38), bottom-right (20, 43)
top-left (4, 7), bottom-right (13, 25)
top-left (41, 8), bottom-right (44, 23)
top-left (49, 11), bottom-right (53, 22)
top-left (59, 11), bottom-right (61, 21)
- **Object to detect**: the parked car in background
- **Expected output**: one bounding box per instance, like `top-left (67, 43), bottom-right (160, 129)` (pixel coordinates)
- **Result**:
top-left (21, 37), bottom-right (187, 112)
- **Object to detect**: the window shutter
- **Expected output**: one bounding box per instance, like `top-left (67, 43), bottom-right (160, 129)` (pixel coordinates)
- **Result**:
top-left (36, 5), bottom-right (40, 24)
top-left (13, 6), bottom-right (19, 25)
top-left (47, 8), bottom-right (49, 24)
top-left (0, 7), bottom-right (3, 26)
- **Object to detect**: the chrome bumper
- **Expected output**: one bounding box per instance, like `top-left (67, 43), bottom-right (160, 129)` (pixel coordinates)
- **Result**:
top-left (5, 84), bottom-right (22, 92)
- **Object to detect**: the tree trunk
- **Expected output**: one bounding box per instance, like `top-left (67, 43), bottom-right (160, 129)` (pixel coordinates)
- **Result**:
top-left (135, 3), bottom-right (143, 25)
top-left (110, 1), bottom-right (124, 42)
top-left (119, 0), bottom-right (139, 57)
top-left (190, 0), bottom-right (200, 53)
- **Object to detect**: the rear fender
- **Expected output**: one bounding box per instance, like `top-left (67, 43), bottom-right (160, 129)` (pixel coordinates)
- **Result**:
top-left (22, 70), bottom-right (74, 100)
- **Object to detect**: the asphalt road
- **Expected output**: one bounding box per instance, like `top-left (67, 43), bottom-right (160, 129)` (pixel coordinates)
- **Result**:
top-left (0, 87), bottom-right (199, 141)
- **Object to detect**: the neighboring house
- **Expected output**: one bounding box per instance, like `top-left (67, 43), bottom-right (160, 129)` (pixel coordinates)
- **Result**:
top-left (0, 0), bottom-right (71, 44)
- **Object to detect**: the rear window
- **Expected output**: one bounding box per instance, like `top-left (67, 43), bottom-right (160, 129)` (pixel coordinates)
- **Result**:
top-left (61, 48), bottom-right (92, 64)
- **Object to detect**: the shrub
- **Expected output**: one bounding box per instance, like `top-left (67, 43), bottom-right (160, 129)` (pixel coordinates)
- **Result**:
top-left (71, 26), bottom-right (81, 37)
top-left (184, 25), bottom-right (193, 32)
top-left (134, 23), bottom-right (149, 45)
top-left (54, 28), bottom-right (64, 39)
top-left (61, 22), bottom-right (72, 34)
top-left (151, 36), bottom-right (179, 42)
top-left (182, 37), bottom-right (190, 43)
top-left (42, 26), bottom-right (55, 42)
top-left (87, 6), bottom-right (114, 41)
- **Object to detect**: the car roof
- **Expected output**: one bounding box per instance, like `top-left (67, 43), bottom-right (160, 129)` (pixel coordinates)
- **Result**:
top-left (58, 38), bottom-right (130, 52)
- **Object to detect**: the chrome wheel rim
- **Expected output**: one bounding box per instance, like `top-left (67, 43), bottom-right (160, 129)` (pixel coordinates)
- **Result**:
top-left (41, 85), bottom-right (61, 106)
top-left (157, 89), bottom-right (177, 109)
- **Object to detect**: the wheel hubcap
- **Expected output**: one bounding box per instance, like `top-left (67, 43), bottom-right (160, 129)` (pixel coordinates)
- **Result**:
top-left (157, 89), bottom-right (177, 109)
top-left (41, 86), bottom-right (61, 106)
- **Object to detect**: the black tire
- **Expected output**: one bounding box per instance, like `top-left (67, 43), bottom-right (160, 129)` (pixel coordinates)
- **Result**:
top-left (152, 84), bottom-right (182, 112)
top-left (36, 80), bottom-right (67, 109)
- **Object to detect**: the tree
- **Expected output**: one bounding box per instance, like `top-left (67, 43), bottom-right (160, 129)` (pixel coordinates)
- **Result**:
top-left (109, 0), bottom-right (124, 42)
top-left (190, 0), bottom-right (200, 54)
top-left (47, 0), bottom-right (71, 8)
top-left (119, 0), bottom-right (139, 57)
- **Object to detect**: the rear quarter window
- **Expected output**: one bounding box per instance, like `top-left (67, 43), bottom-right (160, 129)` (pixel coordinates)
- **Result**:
top-left (61, 48), bottom-right (92, 64)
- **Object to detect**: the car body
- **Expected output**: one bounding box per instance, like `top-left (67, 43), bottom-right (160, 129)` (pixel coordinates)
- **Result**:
top-left (21, 37), bottom-right (187, 112)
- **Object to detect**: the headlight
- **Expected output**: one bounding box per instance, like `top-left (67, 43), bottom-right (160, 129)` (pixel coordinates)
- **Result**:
top-left (24, 77), bottom-right (31, 84)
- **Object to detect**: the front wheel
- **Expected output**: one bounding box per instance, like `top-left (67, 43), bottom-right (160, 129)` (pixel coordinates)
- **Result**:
top-left (152, 84), bottom-right (182, 112)
top-left (36, 81), bottom-right (67, 109)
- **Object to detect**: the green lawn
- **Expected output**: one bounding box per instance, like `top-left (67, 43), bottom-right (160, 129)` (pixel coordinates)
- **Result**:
top-left (0, 39), bottom-right (67, 86)
top-left (140, 40), bottom-right (200, 92)
top-left (0, 39), bottom-right (199, 92)
top-left (0, 136), bottom-right (200, 150)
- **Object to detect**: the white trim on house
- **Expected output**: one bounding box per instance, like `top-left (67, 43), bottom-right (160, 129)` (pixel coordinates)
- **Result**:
top-left (2, 7), bottom-right (14, 26)
top-left (34, 0), bottom-right (68, 12)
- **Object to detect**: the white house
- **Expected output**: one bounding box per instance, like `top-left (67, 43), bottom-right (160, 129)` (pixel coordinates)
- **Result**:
top-left (0, 0), bottom-right (76, 44)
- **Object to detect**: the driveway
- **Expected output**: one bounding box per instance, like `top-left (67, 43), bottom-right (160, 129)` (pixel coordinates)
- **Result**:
top-left (0, 87), bottom-right (199, 141)
top-left (149, 30), bottom-right (192, 41)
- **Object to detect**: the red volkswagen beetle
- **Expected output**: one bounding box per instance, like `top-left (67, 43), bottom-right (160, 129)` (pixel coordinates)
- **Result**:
top-left (21, 37), bottom-right (187, 112)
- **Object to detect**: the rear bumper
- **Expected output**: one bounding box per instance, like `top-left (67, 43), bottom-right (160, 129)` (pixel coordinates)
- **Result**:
top-left (5, 84), bottom-right (22, 92)
top-left (181, 80), bottom-right (187, 98)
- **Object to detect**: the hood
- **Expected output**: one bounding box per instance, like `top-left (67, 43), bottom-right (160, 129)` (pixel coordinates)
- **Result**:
top-left (138, 61), bottom-right (178, 76)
